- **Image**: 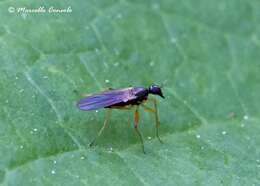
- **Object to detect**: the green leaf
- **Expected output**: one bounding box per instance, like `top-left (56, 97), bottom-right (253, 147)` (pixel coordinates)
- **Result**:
top-left (1, 0), bottom-right (260, 185)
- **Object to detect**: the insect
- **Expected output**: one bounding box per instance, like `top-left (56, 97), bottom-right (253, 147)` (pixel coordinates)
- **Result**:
top-left (77, 84), bottom-right (165, 153)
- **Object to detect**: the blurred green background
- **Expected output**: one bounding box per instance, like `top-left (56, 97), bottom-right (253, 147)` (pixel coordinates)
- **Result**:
top-left (0, 0), bottom-right (260, 185)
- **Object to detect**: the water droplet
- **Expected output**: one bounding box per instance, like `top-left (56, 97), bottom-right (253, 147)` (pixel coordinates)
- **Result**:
top-left (33, 128), bottom-right (38, 132)
top-left (196, 134), bottom-right (201, 139)
top-left (149, 61), bottom-right (155, 67)
top-left (51, 170), bottom-right (56, 174)
top-left (243, 115), bottom-right (249, 120)
top-left (43, 76), bottom-right (48, 79)
top-left (105, 79), bottom-right (110, 83)
top-left (19, 89), bottom-right (24, 93)
top-left (20, 145), bottom-right (24, 149)
top-left (95, 110), bottom-right (99, 113)
top-left (147, 136), bottom-right (152, 140)
top-left (80, 156), bottom-right (85, 160)
top-left (53, 160), bottom-right (57, 164)
top-left (222, 131), bottom-right (227, 135)
top-left (170, 37), bottom-right (177, 43)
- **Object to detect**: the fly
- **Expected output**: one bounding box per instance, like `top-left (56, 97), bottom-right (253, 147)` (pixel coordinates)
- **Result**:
top-left (77, 84), bottom-right (165, 153)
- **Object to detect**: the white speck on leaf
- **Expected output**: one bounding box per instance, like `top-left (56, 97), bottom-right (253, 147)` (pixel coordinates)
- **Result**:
top-left (170, 37), bottom-right (177, 43)
top-left (114, 62), bottom-right (119, 67)
top-left (201, 146), bottom-right (204, 150)
top-left (51, 170), bottom-right (56, 174)
top-left (105, 79), bottom-right (110, 83)
top-left (117, 13), bottom-right (122, 19)
top-left (152, 3), bottom-right (160, 10)
top-left (20, 145), bottom-right (24, 149)
top-left (108, 147), bottom-right (113, 153)
top-left (53, 160), bottom-right (57, 164)
top-left (33, 128), bottom-right (38, 132)
top-left (218, 2), bottom-right (226, 11)
top-left (43, 76), bottom-right (48, 79)
top-left (95, 110), bottom-right (99, 113)
top-left (222, 131), bottom-right (227, 135)
top-left (251, 34), bottom-right (259, 44)
top-left (19, 89), bottom-right (24, 93)
top-left (196, 134), bottom-right (201, 139)
top-left (149, 61), bottom-right (155, 67)
top-left (243, 115), bottom-right (249, 120)
top-left (147, 136), bottom-right (152, 140)
top-left (241, 123), bottom-right (245, 128)
top-left (15, 76), bottom-right (19, 80)
top-left (5, 100), bottom-right (9, 103)
top-left (80, 156), bottom-right (85, 160)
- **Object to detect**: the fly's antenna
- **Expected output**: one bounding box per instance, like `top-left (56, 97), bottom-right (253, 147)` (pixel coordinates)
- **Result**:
top-left (160, 80), bottom-right (168, 88)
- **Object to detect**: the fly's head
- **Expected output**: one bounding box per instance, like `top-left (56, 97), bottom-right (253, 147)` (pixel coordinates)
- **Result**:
top-left (148, 84), bottom-right (165, 98)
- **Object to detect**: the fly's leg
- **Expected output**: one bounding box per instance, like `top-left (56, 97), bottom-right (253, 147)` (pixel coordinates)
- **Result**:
top-left (142, 98), bottom-right (163, 144)
top-left (89, 109), bottom-right (111, 147)
top-left (134, 106), bottom-right (145, 154)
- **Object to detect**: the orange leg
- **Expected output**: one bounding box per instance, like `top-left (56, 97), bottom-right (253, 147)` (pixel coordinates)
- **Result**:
top-left (89, 109), bottom-right (111, 147)
top-left (142, 98), bottom-right (163, 143)
top-left (134, 106), bottom-right (145, 153)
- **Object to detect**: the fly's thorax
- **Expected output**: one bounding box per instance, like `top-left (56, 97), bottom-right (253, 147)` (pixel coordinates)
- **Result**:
top-left (132, 87), bottom-right (149, 98)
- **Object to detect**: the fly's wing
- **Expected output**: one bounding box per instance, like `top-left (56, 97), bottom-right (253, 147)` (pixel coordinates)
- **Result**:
top-left (77, 88), bottom-right (136, 110)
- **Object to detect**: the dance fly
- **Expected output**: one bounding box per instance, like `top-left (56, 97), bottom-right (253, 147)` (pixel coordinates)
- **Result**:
top-left (77, 84), bottom-right (165, 153)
